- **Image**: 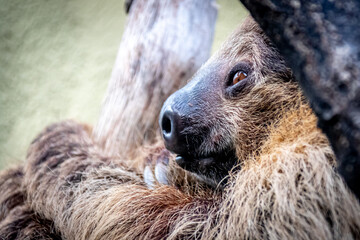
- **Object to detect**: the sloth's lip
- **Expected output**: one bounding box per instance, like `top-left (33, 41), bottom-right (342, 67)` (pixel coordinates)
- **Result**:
top-left (175, 148), bottom-right (239, 185)
top-left (175, 155), bottom-right (215, 169)
top-left (174, 148), bottom-right (236, 170)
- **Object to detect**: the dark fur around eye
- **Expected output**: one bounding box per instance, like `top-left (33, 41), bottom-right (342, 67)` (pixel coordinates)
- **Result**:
top-left (225, 62), bottom-right (253, 98)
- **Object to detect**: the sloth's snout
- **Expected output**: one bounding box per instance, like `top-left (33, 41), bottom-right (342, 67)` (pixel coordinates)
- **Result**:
top-left (159, 71), bottom-right (216, 158)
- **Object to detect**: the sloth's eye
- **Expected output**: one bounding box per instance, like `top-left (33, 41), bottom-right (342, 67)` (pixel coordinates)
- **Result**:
top-left (232, 71), bottom-right (247, 85)
top-left (225, 62), bottom-right (252, 93)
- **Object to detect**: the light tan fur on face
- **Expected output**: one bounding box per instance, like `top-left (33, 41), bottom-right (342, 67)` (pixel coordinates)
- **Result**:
top-left (0, 17), bottom-right (359, 239)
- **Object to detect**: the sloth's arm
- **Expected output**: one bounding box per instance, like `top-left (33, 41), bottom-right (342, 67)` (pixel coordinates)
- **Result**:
top-left (0, 166), bottom-right (61, 239)
top-left (23, 121), bottom-right (213, 239)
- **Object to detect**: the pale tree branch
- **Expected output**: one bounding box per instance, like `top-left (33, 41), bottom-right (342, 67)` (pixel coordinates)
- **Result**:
top-left (93, 0), bottom-right (217, 159)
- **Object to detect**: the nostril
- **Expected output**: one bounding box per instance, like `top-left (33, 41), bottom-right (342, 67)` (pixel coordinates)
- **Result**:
top-left (161, 115), bottom-right (172, 135)
top-left (159, 107), bottom-right (188, 154)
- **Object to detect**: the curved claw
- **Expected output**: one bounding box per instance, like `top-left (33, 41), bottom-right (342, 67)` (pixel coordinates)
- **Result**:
top-left (155, 161), bottom-right (169, 185)
top-left (144, 166), bottom-right (156, 189)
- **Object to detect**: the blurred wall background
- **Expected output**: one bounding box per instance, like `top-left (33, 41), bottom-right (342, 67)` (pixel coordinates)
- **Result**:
top-left (0, 0), bottom-right (247, 169)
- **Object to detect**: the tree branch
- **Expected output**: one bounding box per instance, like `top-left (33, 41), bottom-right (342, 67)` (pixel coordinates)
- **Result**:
top-left (93, 0), bottom-right (217, 159)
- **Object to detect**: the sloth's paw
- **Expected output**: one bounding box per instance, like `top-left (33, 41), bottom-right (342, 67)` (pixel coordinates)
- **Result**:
top-left (143, 149), bottom-right (170, 189)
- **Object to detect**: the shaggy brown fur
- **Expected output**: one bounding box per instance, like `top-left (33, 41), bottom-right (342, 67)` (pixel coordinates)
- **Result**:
top-left (0, 167), bottom-right (61, 239)
top-left (0, 18), bottom-right (359, 239)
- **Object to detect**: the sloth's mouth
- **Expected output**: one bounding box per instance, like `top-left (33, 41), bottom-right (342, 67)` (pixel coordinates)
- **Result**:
top-left (174, 147), bottom-right (238, 185)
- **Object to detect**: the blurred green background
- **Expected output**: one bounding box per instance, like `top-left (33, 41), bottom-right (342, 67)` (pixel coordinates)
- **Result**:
top-left (0, 0), bottom-right (247, 169)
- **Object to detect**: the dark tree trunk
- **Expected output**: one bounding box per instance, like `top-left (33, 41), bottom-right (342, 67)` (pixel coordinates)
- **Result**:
top-left (240, 0), bottom-right (360, 198)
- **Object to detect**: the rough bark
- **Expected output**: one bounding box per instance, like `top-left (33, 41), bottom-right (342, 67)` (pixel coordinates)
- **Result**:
top-left (93, 0), bottom-right (217, 159)
top-left (239, 0), bottom-right (360, 198)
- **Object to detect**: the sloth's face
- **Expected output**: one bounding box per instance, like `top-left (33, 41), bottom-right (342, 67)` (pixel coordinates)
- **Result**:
top-left (159, 18), bottom-right (296, 185)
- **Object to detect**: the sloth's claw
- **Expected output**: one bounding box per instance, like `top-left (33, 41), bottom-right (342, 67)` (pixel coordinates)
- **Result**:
top-left (144, 165), bottom-right (156, 189)
top-left (155, 161), bottom-right (169, 185)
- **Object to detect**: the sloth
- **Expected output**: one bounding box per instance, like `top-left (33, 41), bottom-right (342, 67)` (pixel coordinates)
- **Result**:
top-left (0, 17), bottom-right (359, 239)
top-left (157, 17), bottom-right (296, 186)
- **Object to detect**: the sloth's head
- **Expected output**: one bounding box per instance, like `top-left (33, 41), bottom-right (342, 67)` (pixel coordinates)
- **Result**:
top-left (159, 17), bottom-right (300, 185)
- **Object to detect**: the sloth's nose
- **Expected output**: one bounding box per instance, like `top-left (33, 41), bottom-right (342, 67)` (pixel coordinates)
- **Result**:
top-left (160, 110), bottom-right (174, 138)
top-left (159, 104), bottom-right (188, 155)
